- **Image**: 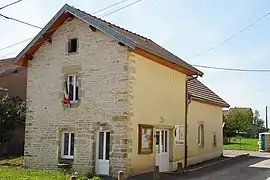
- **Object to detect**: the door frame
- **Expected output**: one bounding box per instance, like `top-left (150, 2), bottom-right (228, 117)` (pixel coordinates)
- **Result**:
top-left (155, 129), bottom-right (170, 172)
top-left (95, 130), bottom-right (110, 175)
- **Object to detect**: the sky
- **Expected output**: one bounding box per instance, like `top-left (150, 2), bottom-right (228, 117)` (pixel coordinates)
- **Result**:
top-left (0, 0), bottom-right (270, 122)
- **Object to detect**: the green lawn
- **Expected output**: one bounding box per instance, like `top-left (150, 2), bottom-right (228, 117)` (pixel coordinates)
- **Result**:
top-left (0, 166), bottom-right (69, 180)
top-left (224, 137), bottom-right (259, 151)
top-left (0, 156), bottom-right (101, 180)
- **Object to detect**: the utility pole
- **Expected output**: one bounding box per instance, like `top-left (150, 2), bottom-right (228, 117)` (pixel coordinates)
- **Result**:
top-left (266, 106), bottom-right (268, 129)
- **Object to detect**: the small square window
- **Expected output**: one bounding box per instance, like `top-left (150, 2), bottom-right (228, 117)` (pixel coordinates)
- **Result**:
top-left (68, 38), bottom-right (78, 53)
top-left (61, 132), bottom-right (75, 159)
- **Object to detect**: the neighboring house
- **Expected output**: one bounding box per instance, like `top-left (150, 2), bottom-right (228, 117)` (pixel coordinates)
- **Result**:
top-left (247, 124), bottom-right (268, 138)
top-left (0, 58), bottom-right (27, 100)
top-left (0, 59), bottom-right (27, 156)
top-left (13, 4), bottom-right (229, 178)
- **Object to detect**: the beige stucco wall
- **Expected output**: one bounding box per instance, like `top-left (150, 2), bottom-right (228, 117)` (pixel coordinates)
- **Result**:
top-left (127, 52), bottom-right (186, 176)
top-left (25, 17), bottom-right (131, 177)
top-left (187, 100), bottom-right (223, 166)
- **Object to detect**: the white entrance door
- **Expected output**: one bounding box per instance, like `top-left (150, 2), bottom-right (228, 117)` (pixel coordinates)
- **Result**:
top-left (95, 131), bottom-right (110, 175)
top-left (155, 129), bottom-right (169, 172)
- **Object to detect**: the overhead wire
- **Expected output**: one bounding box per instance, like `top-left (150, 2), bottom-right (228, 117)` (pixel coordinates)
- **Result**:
top-left (0, 0), bottom-right (133, 29)
top-left (0, 0), bottom-right (145, 55)
top-left (99, 0), bottom-right (143, 17)
top-left (189, 11), bottom-right (270, 60)
top-left (192, 64), bottom-right (270, 72)
top-left (186, 10), bottom-right (270, 72)
top-left (0, 0), bottom-right (22, 10)
top-left (1, 0), bottom-right (270, 73)
top-left (0, 14), bottom-right (42, 29)
top-left (91, 0), bottom-right (132, 15)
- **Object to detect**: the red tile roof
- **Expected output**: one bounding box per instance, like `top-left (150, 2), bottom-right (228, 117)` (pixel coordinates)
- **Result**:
top-left (0, 58), bottom-right (16, 73)
top-left (188, 77), bottom-right (229, 107)
top-left (0, 58), bottom-right (22, 76)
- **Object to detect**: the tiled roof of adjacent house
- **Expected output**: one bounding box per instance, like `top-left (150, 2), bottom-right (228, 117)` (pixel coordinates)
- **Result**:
top-left (14, 4), bottom-right (203, 76)
top-left (0, 58), bottom-right (23, 76)
top-left (227, 107), bottom-right (253, 115)
top-left (187, 77), bottom-right (230, 107)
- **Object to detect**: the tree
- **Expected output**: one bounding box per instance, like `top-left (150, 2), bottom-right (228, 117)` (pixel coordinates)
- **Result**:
top-left (0, 95), bottom-right (26, 148)
top-left (253, 110), bottom-right (264, 127)
top-left (224, 108), bottom-right (253, 139)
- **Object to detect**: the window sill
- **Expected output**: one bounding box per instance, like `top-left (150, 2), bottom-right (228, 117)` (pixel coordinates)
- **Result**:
top-left (59, 158), bottom-right (73, 164)
top-left (61, 155), bottom-right (74, 160)
top-left (66, 52), bottom-right (79, 55)
top-left (62, 100), bottom-right (81, 108)
top-left (70, 100), bottom-right (79, 104)
top-left (198, 144), bottom-right (204, 148)
top-left (58, 158), bottom-right (73, 169)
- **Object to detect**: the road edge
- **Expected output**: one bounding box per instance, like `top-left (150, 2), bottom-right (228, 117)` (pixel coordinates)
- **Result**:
top-left (184, 153), bottom-right (250, 173)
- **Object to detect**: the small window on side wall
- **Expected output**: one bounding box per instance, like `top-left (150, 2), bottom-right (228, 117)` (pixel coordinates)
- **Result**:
top-left (61, 132), bottom-right (75, 159)
top-left (68, 38), bottom-right (78, 53)
top-left (197, 124), bottom-right (204, 147)
top-left (213, 133), bottom-right (217, 148)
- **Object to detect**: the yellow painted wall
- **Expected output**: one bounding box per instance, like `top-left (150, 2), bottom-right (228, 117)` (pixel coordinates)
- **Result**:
top-left (127, 52), bottom-right (186, 176)
top-left (187, 99), bottom-right (223, 165)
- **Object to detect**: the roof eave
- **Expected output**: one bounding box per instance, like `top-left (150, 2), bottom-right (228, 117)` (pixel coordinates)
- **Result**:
top-left (136, 44), bottom-right (204, 77)
top-left (11, 3), bottom-right (204, 78)
top-left (13, 4), bottom-right (69, 64)
top-left (12, 4), bottom-right (136, 65)
top-left (191, 95), bottom-right (230, 108)
top-left (192, 69), bottom-right (203, 77)
top-left (0, 66), bottom-right (24, 77)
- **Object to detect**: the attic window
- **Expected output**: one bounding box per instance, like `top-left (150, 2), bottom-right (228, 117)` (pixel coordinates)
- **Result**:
top-left (68, 38), bottom-right (78, 53)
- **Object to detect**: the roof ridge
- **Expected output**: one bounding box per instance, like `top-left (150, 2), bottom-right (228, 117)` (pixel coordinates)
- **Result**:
top-left (14, 4), bottom-right (203, 76)
top-left (73, 5), bottom-right (188, 61)
top-left (72, 6), bottom-right (151, 41)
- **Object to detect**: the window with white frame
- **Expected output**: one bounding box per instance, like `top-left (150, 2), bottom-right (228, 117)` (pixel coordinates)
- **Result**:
top-left (61, 132), bottom-right (75, 159)
top-left (197, 124), bottom-right (204, 147)
top-left (68, 75), bottom-right (79, 103)
top-left (174, 125), bottom-right (185, 145)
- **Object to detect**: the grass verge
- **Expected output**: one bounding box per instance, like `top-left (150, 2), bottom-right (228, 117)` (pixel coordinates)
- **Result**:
top-left (224, 137), bottom-right (258, 151)
top-left (0, 166), bottom-right (69, 180)
top-left (0, 156), bottom-right (102, 179)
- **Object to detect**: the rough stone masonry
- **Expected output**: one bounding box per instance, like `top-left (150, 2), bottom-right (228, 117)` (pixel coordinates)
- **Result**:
top-left (24, 17), bottom-right (133, 177)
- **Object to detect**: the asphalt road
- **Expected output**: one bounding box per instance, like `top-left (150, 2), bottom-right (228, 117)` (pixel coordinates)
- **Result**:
top-left (172, 153), bottom-right (270, 180)
top-left (128, 152), bottom-right (270, 180)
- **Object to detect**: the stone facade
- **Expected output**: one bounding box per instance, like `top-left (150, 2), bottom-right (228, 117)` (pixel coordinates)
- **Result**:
top-left (25, 18), bottom-right (132, 177)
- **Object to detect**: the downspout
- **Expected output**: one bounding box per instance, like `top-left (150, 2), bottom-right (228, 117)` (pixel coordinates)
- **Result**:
top-left (184, 74), bottom-right (198, 168)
